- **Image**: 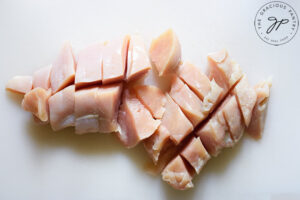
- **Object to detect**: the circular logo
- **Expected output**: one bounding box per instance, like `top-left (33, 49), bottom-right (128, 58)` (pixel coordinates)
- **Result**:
top-left (254, 1), bottom-right (299, 46)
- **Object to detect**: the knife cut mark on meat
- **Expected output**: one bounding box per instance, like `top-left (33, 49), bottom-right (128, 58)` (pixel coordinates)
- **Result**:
top-left (5, 29), bottom-right (271, 190)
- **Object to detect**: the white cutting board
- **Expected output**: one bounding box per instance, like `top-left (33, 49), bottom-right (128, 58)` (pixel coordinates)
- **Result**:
top-left (0, 0), bottom-right (299, 199)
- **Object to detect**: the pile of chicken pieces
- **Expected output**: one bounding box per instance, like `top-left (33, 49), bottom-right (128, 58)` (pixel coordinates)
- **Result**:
top-left (6, 29), bottom-right (271, 190)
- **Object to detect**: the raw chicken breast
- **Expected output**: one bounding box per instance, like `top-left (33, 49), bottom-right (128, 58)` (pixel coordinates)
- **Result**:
top-left (169, 76), bottom-right (204, 127)
top-left (202, 79), bottom-right (224, 113)
top-left (75, 43), bottom-right (105, 88)
top-left (149, 29), bottom-right (181, 76)
top-left (247, 79), bottom-right (272, 139)
top-left (50, 42), bottom-right (76, 94)
top-left (134, 85), bottom-right (166, 119)
top-left (126, 35), bottom-right (151, 81)
top-left (102, 36), bottom-right (130, 84)
top-left (75, 87), bottom-right (101, 134)
top-left (117, 89), bottom-right (161, 148)
top-left (97, 83), bottom-right (123, 133)
top-left (223, 95), bottom-right (244, 142)
top-left (233, 76), bottom-right (257, 126)
top-left (49, 85), bottom-right (75, 131)
top-left (33, 65), bottom-right (52, 89)
top-left (181, 137), bottom-right (210, 174)
top-left (75, 83), bottom-right (123, 134)
top-left (144, 93), bottom-right (193, 162)
top-left (162, 155), bottom-right (194, 190)
top-left (22, 87), bottom-right (51, 122)
top-left (177, 62), bottom-right (211, 100)
top-left (207, 49), bottom-right (243, 92)
top-left (196, 96), bottom-right (233, 156)
top-left (6, 75), bottom-right (32, 94)
top-left (163, 94), bottom-right (193, 145)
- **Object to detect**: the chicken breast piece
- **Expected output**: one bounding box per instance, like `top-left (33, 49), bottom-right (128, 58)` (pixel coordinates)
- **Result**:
top-left (177, 62), bottom-right (211, 100)
top-left (207, 49), bottom-right (243, 92)
top-left (22, 87), bottom-right (51, 122)
top-left (164, 94), bottom-right (194, 145)
top-left (97, 83), bottom-right (123, 133)
top-left (169, 76), bottom-right (205, 127)
top-left (134, 85), bottom-right (166, 119)
top-left (74, 83), bottom-right (123, 134)
top-left (49, 85), bottom-right (75, 131)
top-left (144, 125), bottom-right (170, 164)
top-left (223, 95), bottom-right (244, 142)
top-left (247, 79), bottom-right (272, 139)
top-left (50, 42), bottom-right (76, 94)
top-left (162, 155), bottom-right (194, 190)
top-left (149, 29), bottom-right (181, 76)
top-left (181, 137), bottom-right (210, 174)
top-left (102, 35), bottom-right (130, 84)
top-left (33, 65), bottom-right (52, 90)
top-left (75, 43), bottom-right (105, 88)
top-left (195, 96), bottom-right (233, 156)
top-left (233, 76), bottom-right (257, 127)
top-left (6, 75), bottom-right (32, 94)
top-left (202, 79), bottom-right (224, 113)
top-left (117, 89), bottom-right (161, 148)
top-left (126, 35), bottom-right (151, 81)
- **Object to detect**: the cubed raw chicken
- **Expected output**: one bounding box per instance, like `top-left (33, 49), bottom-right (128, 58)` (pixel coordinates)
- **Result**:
top-left (207, 49), bottom-right (243, 92)
top-left (180, 137), bottom-right (210, 174)
top-left (169, 76), bottom-right (205, 127)
top-left (33, 65), bottom-right (52, 89)
top-left (97, 83), bottom-right (123, 133)
top-left (75, 83), bottom-right (123, 134)
top-left (162, 155), bottom-right (194, 190)
top-left (102, 36), bottom-right (130, 84)
top-left (75, 43), bottom-right (105, 88)
top-left (149, 29), bottom-right (181, 76)
top-left (50, 42), bottom-right (76, 94)
top-left (177, 62), bottom-right (211, 100)
top-left (195, 96), bottom-right (234, 156)
top-left (134, 85), bottom-right (166, 119)
top-left (6, 76), bottom-right (32, 94)
top-left (223, 95), bottom-right (244, 142)
top-left (247, 79), bottom-right (272, 139)
top-left (202, 79), bottom-right (224, 113)
top-left (126, 35), bottom-right (151, 81)
top-left (117, 89), bottom-right (161, 148)
top-left (22, 87), bottom-right (51, 122)
top-left (232, 76), bottom-right (257, 126)
top-left (144, 93), bottom-right (193, 163)
top-left (49, 85), bottom-right (75, 131)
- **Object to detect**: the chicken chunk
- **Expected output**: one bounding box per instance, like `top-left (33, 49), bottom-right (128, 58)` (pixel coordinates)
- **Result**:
top-left (126, 35), bottom-right (151, 81)
top-left (247, 79), bottom-right (272, 139)
top-left (169, 76), bottom-right (205, 127)
top-left (195, 96), bottom-right (233, 156)
top-left (75, 43), bottom-right (105, 88)
top-left (6, 75), bottom-right (32, 94)
top-left (233, 76), bottom-right (257, 126)
top-left (50, 42), bottom-right (76, 94)
top-left (149, 29), bottom-right (181, 76)
top-left (162, 155), bottom-right (194, 190)
top-left (134, 85), bottom-right (166, 119)
top-left (181, 137), bottom-right (210, 174)
top-left (49, 85), bottom-right (75, 131)
top-left (202, 79), bottom-right (224, 113)
top-left (33, 65), bottom-right (52, 89)
top-left (22, 87), bottom-right (51, 122)
top-left (223, 95), bottom-right (244, 142)
top-left (117, 89), bottom-right (160, 148)
top-left (177, 62), bottom-right (211, 100)
top-left (102, 36), bottom-right (130, 84)
top-left (207, 49), bottom-right (243, 92)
